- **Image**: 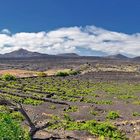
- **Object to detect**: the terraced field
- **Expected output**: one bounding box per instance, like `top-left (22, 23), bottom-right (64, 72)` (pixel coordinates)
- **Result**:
top-left (0, 72), bottom-right (140, 139)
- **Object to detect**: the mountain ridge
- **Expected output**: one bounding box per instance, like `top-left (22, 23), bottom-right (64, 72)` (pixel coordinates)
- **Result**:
top-left (0, 49), bottom-right (80, 58)
top-left (105, 54), bottom-right (129, 59)
top-left (0, 49), bottom-right (138, 60)
top-left (0, 48), bottom-right (48, 58)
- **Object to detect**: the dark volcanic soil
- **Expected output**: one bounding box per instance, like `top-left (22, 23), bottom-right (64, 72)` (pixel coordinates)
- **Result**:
top-left (20, 72), bottom-right (140, 139)
top-left (0, 57), bottom-right (140, 139)
top-left (0, 56), bottom-right (138, 71)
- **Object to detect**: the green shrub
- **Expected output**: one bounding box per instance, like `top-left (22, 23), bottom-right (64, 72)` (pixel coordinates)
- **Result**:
top-left (23, 98), bottom-right (43, 105)
top-left (63, 113), bottom-right (73, 121)
top-left (11, 112), bottom-right (25, 122)
top-left (118, 95), bottom-right (136, 100)
top-left (56, 70), bottom-right (80, 77)
top-left (0, 105), bottom-right (10, 113)
top-left (89, 110), bottom-right (98, 116)
top-left (106, 111), bottom-right (120, 120)
top-left (0, 113), bottom-right (30, 140)
top-left (64, 106), bottom-right (78, 112)
top-left (69, 70), bottom-right (80, 75)
top-left (56, 71), bottom-right (69, 77)
top-left (132, 112), bottom-right (140, 117)
top-left (49, 105), bottom-right (56, 110)
top-left (2, 74), bottom-right (16, 81)
top-left (132, 101), bottom-right (140, 105)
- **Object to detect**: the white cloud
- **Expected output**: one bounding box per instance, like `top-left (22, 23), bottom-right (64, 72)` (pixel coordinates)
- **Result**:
top-left (1, 29), bottom-right (11, 35)
top-left (0, 25), bottom-right (140, 56)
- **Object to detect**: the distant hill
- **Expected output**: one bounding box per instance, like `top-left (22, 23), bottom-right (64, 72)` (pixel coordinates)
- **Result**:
top-left (0, 48), bottom-right (49, 58)
top-left (0, 49), bottom-right (134, 60)
top-left (57, 53), bottom-right (79, 57)
top-left (0, 49), bottom-right (80, 58)
top-left (133, 56), bottom-right (140, 61)
top-left (105, 54), bottom-right (129, 59)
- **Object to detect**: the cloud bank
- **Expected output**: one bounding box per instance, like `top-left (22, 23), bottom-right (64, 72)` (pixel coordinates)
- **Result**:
top-left (0, 25), bottom-right (140, 56)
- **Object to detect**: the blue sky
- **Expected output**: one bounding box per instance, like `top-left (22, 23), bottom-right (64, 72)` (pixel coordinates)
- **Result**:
top-left (0, 0), bottom-right (140, 33)
top-left (0, 0), bottom-right (140, 56)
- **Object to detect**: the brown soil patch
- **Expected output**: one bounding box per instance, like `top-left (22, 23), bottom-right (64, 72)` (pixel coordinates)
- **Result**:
top-left (0, 69), bottom-right (38, 77)
top-left (45, 68), bottom-right (70, 76)
top-left (0, 68), bottom-right (71, 77)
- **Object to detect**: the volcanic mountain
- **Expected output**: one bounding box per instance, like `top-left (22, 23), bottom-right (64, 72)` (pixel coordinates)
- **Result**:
top-left (105, 54), bottom-right (129, 59)
top-left (133, 56), bottom-right (140, 61)
top-left (0, 48), bottom-right (48, 58)
top-left (0, 49), bottom-right (131, 59)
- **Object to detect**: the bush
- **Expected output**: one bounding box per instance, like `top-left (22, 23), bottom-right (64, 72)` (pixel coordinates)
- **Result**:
top-left (37, 72), bottom-right (47, 77)
top-left (69, 70), bottom-right (80, 75)
top-left (106, 111), bottom-right (120, 120)
top-left (56, 71), bottom-right (69, 77)
top-left (56, 70), bottom-right (80, 77)
top-left (49, 105), bottom-right (56, 110)
top-left (11, 112), bottom-right (25, 122)
top-left (64, 106), bottom-right (78, 112)
top-left (89, 110), bottom-right (98, 116)
top-left (0, 113), bottom-right (30, 140)
top-left (23, 98), bottom-right (43, 105)
top-left (133, 112), bottom-right (140, 117)
top-left (2, 74), bottom-right (16, 81)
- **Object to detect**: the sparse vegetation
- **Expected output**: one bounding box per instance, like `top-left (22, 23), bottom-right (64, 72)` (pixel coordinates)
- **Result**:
top-left (49, 116), bottom-right (126, 139)
top-left (0, 71), bottom-right (140, 139)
